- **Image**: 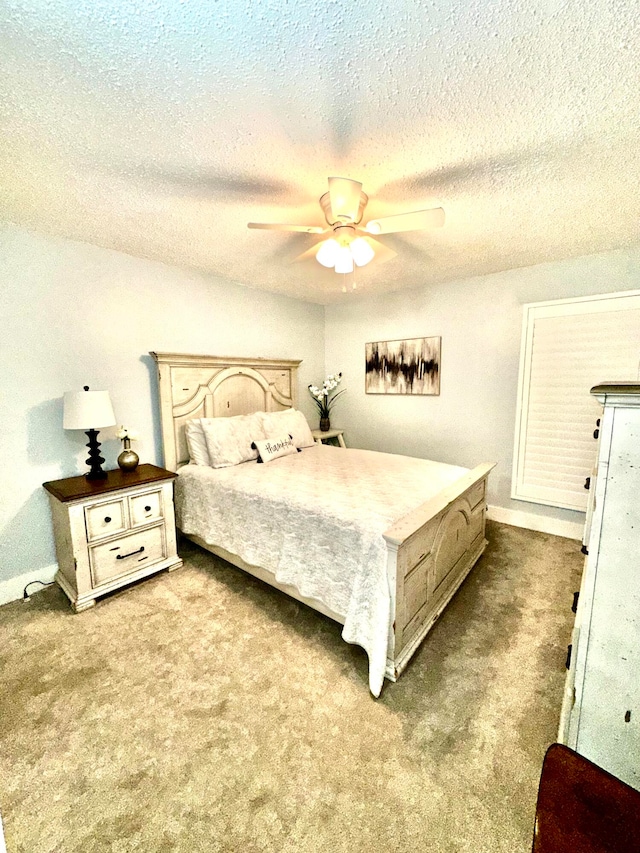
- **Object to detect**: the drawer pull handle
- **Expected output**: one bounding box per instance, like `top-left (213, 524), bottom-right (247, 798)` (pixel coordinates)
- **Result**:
top-left (117, 546), bottom-right (145, 560)
top-left (584, 476), bottom-right (590, 490)
top-left (144, 505), bottom-right (152, 512)
top-left (565, 644), bottom-right (572, 670)
top-left (104, 516), bottom-right (112, 523)
top-left (572, 591), bottom-right (579, 613)
top-left (593, 428), bottom-right (599, 440)
top-left (581, 544), bottom-right (589, 555)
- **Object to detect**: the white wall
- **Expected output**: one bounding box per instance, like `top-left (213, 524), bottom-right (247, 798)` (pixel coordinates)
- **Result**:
top-left (325, 247), bottom-right (640, 533)
top-left (3, 223), bottom-right (639, 604)
top-left (0, 224), bottom-right (324, 601)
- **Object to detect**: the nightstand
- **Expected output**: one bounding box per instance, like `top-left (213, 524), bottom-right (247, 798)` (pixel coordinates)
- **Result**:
top-left (311, 428), bottom-right (346, 448)
top-left (43, 464), bottom-right (183, 612)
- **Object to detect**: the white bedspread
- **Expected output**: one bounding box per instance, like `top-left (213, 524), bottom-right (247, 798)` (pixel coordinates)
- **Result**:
top-left (175, 444), bottom-right (469, 696)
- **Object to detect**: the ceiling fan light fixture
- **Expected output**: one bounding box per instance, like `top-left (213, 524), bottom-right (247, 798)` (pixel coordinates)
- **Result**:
top-left (316, 238), bottom-right (340, 268)
top-left (350, 237), bottom-right (375, 267)
top-left (334, 246), bottom-right (354, 274)
top-left (251, 177), bottom-right (444, 276)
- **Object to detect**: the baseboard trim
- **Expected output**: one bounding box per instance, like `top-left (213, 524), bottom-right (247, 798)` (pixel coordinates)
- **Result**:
top-left (487, 505), bottom-right (583, 540)
top-left (0, 564), bottom-right (58, 607)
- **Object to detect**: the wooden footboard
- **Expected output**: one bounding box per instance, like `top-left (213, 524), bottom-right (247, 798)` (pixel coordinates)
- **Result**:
top-left (181, 462), bottom-right (494, 690)
top-left (383, 463), bottom-right (495, 681)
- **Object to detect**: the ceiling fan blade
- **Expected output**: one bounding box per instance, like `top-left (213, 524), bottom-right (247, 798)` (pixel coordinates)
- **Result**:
top-left (365, 207), bottom-right (445, 235)
top-left (362, 235), bottom-right (397, 264)
top-left (328, 177), bottom-right (363, 221)
top-left (248, 222), bottom-right (325, 234)
top-left (293, 243), bottom-right (325, 263)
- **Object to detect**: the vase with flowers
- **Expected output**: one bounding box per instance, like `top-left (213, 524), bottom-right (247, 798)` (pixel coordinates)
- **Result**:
top-left (115, 426), bottom-right (140, 472)
top-left (308, 373), bottom-right (345, 431)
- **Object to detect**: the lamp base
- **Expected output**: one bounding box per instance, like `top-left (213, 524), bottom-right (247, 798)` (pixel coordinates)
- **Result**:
top-left (86, 470), bottom-right (108, 481)
top-left (85, 429), bottom-right (107, 480)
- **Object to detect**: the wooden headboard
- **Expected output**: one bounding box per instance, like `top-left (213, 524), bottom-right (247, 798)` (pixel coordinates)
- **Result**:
top-left (150, 352), bottom-right (301, 471)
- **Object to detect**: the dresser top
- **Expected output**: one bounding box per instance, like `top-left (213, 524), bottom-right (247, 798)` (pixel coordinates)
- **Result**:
top-left (43, 464), bottom-right (176, 503)
top-left (591, 382), bottom-right (640, 395)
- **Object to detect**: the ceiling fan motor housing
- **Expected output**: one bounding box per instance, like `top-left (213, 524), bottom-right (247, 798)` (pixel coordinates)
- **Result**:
top-left (334, 224), bottom-right (356, 245)
top-left (319, 190), bottom-right (369, 226)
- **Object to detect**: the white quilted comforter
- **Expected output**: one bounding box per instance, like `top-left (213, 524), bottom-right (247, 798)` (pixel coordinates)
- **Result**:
top-left (175, 444), bottom-right (469, 696)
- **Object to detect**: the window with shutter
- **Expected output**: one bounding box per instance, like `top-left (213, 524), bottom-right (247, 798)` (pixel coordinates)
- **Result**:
top-left (512, 291), bottom-right (640, 511)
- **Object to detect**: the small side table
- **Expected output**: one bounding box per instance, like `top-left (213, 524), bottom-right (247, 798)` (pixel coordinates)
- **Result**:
top-left (311, 428), bottom-right (346, 448)
top-left (43, 464), bottom-right (183, 612)
top-left (532, 743), bottom-right (640, 851)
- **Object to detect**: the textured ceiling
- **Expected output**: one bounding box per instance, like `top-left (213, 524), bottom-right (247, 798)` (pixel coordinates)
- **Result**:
top-left (1, 1), bottom-right (639, 304)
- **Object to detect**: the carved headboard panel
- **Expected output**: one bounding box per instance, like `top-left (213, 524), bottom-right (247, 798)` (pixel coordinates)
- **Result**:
top-left (150, 353), bottom-right (302, 471)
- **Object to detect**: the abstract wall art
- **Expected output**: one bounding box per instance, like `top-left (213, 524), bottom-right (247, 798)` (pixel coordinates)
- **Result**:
top-left (365, 336), bottom-right (441, 395)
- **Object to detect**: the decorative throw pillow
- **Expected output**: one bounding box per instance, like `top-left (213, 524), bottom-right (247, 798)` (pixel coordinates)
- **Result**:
top-left (252, 434), bottom-right (300, 463)
top-left (185, 420), bottom-right (210, 466)
top-left (259, 409), bottom-right (315, 449)
top-left (201, 413), bottom-right (266, 468)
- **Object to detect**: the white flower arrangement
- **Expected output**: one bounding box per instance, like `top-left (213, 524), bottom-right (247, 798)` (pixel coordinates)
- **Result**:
top-left (115, 425), bottom-right (139, 446)
top-left (308, 372), bottom-right (345, 420)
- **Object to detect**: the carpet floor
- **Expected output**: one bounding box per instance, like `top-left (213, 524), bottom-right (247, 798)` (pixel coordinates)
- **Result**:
top-left (0, 521), bottom-right (582, 853)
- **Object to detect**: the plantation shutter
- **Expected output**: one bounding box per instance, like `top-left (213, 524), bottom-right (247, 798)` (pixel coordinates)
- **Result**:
top-left (512, 291), bottom-right (640, 511)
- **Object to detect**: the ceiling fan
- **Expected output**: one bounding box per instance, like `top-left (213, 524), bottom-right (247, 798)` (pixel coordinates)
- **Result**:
top-left (248, 177), bottom-right (444, 274)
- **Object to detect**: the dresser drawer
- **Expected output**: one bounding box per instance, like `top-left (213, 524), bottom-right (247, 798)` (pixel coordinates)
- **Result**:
top-left (129, 489), bottom-right (163, 527)
top-left (90, 525), bottom-right (166, 587)
top-left (85, 498), bottom-right (127, 541)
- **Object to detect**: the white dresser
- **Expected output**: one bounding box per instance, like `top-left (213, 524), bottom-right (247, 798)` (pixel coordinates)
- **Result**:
top-left (558, 383), bottom-right (640, 790)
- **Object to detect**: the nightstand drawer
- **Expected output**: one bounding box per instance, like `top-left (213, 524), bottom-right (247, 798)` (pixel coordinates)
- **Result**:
top-left (85, 499), bottom-right (127, 541)
top-left (90, 525), bottom-right (166, 587)
top-left (129, 489), bottom-right (163, 527)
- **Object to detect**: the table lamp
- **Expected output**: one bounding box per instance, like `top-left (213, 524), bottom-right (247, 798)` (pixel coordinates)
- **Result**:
top-left (63, 386), bottom-right (117, 480)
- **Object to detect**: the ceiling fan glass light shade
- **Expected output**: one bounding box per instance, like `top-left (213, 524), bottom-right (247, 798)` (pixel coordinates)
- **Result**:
top-left (350, 237), bottom-right (375, 267)
top-left (365, 220), bottom-right (382, 235)
top-left (316, 238), bottom-right (340, 268)
top-left (334, 246), bottom-right (354, 274)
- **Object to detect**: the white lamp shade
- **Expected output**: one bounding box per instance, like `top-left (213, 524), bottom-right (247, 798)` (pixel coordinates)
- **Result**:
top-left (63, 389), bottom-right (116, 430)
top-left (316, 238), bottom-right (340, 268)
top-left (334, 245), bottom-right (354, 274)
top-left (350, 237), bottom-right (375, 267)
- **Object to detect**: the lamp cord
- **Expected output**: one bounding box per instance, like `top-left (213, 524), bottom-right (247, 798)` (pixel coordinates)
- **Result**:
top-left (23, 580), bottom-right (55, 600)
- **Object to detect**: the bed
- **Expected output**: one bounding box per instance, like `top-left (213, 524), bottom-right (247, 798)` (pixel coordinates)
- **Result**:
top-left (151, 352), bottom-right (495, 695)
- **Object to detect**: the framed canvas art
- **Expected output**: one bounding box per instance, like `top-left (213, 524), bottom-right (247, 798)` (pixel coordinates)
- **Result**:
top-left (365, 336), bottom-right (441, 395)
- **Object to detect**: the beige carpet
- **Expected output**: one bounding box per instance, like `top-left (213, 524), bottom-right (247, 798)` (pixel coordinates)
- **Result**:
top-left (0, 522), bottom-right (582, 853)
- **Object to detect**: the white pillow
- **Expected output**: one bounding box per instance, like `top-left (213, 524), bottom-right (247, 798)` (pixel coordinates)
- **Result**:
top-left (252, 434), bottom-right (299, 463)
top-left (259, 409), bottom-right (315, 449)
top-left (201, 413), bottom-right (266, 468)
top-left (185, 420), bottom-right (210, 466)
